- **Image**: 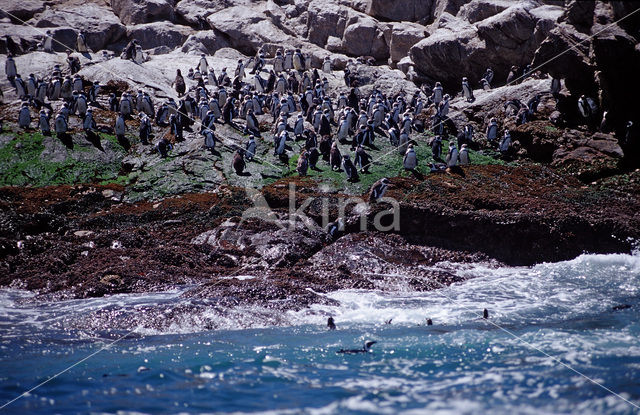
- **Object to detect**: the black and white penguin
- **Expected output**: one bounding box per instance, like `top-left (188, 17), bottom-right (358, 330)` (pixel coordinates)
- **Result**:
top-left (486, 118), bottom-right (498, 142)
top-left (83, 107), bottom-right (96, 131)
top-left (54, 111), bottom-right (68, 135)
top-left (446, 142), bottom-right (458, 167)
top-left (499, 129), bottom-right (511, 154)
top-left (337, 341), bottom-right (377, 354)
top-left (459, 144), bottom-right (470, 165)
top-left (403, 144), bottom-right (417, 170)
top-left (274, 130), bottom-right (288, 156)
top-left (322, 57), bottom-right (332, 74)
top-left (506, 66), bottom-right (518, 84)
top-left (114, 113), bottom-right (130, 151)
top-left (327, 317), bottom-right (336, 330)
top-left (39, 109), bottom-right (51, 136)
top-left (156, 137), bottom-right (172, 158)
top-left (484, 68), bottom-right (494, 85)
top-left (139, 113), bottom-right (152, 145)
top-left (18, 102), bottom-right (31, 129)
top-left (462, 77), bottom-right (474, 102)
top-left (431, 135), bottom-right (443, 162)
top-left (245, 135), bottom-right (256, 160)
top-left (342, 155), bottom-right (359, 182)
top-left (354, 145), bottom-right (371, 173)
top-left (330, 141), bottom-right (342, 171)
top-left (76, 32), bottom-right (88, 53)
top-left (203, 129), bottom-right (216, 154)
top-left (273, 50), bottom-right (284, 73)
top-left (199, 53), bottom-right (209, 75)
top-left (432, 82), bottom-right (443, 106)
top-left (308, 147), bottom-right (320, 170)
top-left (368, 178), bottom-right (390, 203)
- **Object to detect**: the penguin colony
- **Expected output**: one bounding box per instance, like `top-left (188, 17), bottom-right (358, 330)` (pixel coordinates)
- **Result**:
top-left (4, 31), bottom-right (615, 196)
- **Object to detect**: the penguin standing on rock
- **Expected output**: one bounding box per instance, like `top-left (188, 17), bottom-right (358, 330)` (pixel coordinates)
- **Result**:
top-left (114, 112), bottom-right (131, 151)
top-left (18, 102), bottom-right (31, 129)
top-left (462, 77), bottom-right (474, 102)
top-left (232, 149), bottom-right (246, 175)
top-left (368, 178), bottom-right (390, 203)
top-left (39, 109), bottom-right (51, 136)
top-left (245, 135), bottom-right (256, 161)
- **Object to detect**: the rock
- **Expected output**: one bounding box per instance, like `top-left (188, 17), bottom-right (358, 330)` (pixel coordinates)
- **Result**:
top-left (366, 0), bottom-right (434, 23)
top-left (29, 3), bottom-right (126, 52)
top-left (192, 218), bottom-right (325, 268)
top-left (181, 30), bottom-right (229, 55)
top-left (0, 1), bottom-right (45, 23)
top-left (552, 131), bottom-right (624, 182)
top-left (456, 0), bottom-right (512, 24)
top-left (306, 1), bottom-right (348, 48)
top-left (0, 23), bottom-right (44, 55)
top-left (325, 36), bottom-right (345, 53)
top-left (431, 0), bottom-right (469, 21)
top-left (175, 0), bottom-right (234, 25)
top-left (389, 22), bottom-right (427, 64)
top-left (412, 4), bottom-right (549, 88)
top-left (111, 0), bottom-right (175, 26)
top-left (560, 0), bottom-right (595, 33)
top-left (127, 22), bottom-right (193, 50)
top-left (207, 5), bottom-right (290, 55)
top-left (342, 17), bottom-right (388, 61)
top-left (396, 56), bottom-right (414, 73)
top-left (530, 5), bottom-right (565, 44)
top-left (74, 230), bottom-right (95, 238)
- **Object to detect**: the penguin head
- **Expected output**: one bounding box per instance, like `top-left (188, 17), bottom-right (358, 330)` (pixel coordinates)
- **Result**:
top-left (364, 341), bottom-right (377, 350)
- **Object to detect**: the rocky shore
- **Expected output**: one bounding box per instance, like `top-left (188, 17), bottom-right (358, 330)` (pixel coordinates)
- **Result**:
top-left (1, 0), bottom-right (639, 320)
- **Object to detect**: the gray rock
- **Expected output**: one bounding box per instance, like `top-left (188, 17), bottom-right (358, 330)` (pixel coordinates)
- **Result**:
top-left (366, 0), bottom-right (434, 23)
top-left (306, 1), bottom-right (348, 47)
top-left (342, 17), bottom-right (388, 61)
top-left (456, 0), bottom-right (512, 24)
top-left (29, 3), bottom-right (126, 52)
top-left (0, 1), bottom-right (45, 23)
top-left (111, 0), bottom-right (175, 26)
top-left (389, 22), bottom-right (427, 64)
top-left (127, 22), bottom-right (193, 50)
top-left (181, 31), bottom-right (229, 55)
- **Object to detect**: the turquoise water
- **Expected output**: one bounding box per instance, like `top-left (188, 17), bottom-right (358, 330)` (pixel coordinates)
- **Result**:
top-left (1, 253), bottom-right (639, 414)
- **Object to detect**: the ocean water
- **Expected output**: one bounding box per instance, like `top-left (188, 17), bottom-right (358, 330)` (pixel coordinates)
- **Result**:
top-left (1, 253), bottom-right (639, 414)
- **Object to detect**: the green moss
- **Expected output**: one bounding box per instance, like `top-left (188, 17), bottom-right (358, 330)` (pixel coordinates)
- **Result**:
top-left (0, 131), bottom-right (124, 187)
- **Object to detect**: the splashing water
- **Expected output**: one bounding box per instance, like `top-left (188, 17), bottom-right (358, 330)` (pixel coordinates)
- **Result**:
top-left (1, 253), bottom-right (639, 414)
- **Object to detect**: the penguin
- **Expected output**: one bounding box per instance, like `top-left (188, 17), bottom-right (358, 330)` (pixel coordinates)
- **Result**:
top-left (330, 142), bottom-right (342, 171)
top-left (368, 178), bottom-right (389, 203)
top-left (83, 107), bottom-right (96, 131)
top-left (43, 30), bottom-right (53, 53)
top-left (76, 93), bottom-right (88, 118)
top-left (307, 147), bottom-right (320, 170)
top-left (18, 103), bottom-right (31, 129)
top-left (397, 130), bottom-right (409, 155)
top-left (133, 45), bottom-right (145, 64)
top-left (327, 317), bottom-right (336, 330)
top-left (119, 93), bottom-right (132, 118)
top-left (337, 341), bottom-right (376, 354)
top-left (462, 77), bottom-right (474, 102)
top-left (114, 113), bottom-right (130, 151)
top-left (199, 53), bottom-right (209, 75)
top-left (459, 144), bottom-right (470, 165)
top-left (72, 75), bottom-right (83, 92)
top-left (499, 130), bottom-right (511, 154)
top-left (342, 155), bottom-right (359, 182)
top-left (284, 49), bottom-right (293, 71)
top-left (388, 126), bottom-right (399, 147)
top-left (27, 74), bottom-right (37, 97)
top-left (293, 49), bottom-right (304, 71)
top-left (431, 135), bottom-right (443, 162)
top-left (481, 78), bottom-right (491, 91)
top-left (232, 149), bottom-right (246, 175)
top-left (139, 113), bottom-right (152, 145)
top-left (203, 129), bottom-right (216, 154)
top-left (245, 108), bottom-right (260, 136)
top-left (484, 68), bottom-right (494, 85)
top-left (427, 318), bottom-right (433, 326)
top-left (54, 111), bottom-right (68, 134)
top-left (156, 137), bottom-right (172, 158)
top-left (235, 59), bottom-right (245, 81)
top-left (274, 130), bottom-right (288, 157)
top-left (245, 135), bottom-right (256, 161)
top-left (88, 81), bottom-right (100, 104)
top-left (297, 152), bottom-right (309, 176)
top-left (273, 50), bottom-right (284, 73)
top-left (76, 32), bottom-right (88, 53)
top-left (354, 145), bottom-right (371, 173)
top-left (506, 65), bottom-right (518, 84)
top-left (486, 118), bottom-right (498, 142)
top-left (403, 144), bottom-right (417, 170)
top-left (322, 57), bottom-right (332, 74)
top-left (174, 69), bottom-right (186, 96)
top-left (446, 142), bottom-right (458, 167)
top-left (5, 55), bottom-right (17, 86)
top-left (15, 74), bottom-right (26, 99)
top-left (109, 93), bottom-right (118, 112)
top-left (483, 309), bottom-right (489, 319)
top-left (39, 109), bottom-right (51, 136)
top-left (432, 82), bottom-right (443, 106)
top-left (551, 78), bottom-right (561, 99)
top-left (170, 114), bottom-right (183, 142)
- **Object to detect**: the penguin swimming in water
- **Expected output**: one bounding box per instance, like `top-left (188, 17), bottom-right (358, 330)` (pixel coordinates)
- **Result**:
top-left (483, 309), bottom-right (489, 319)
top-left (368, 178), bottom-right (390, 203)
top-left (337, 341), bottom-right (377, 354)
top-left (327, 317), bottom-right (336, 330)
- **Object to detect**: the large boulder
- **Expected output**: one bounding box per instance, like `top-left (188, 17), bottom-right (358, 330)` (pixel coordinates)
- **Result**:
top-left (181, 30), bottom-right (229, 55)
top-left (28, 3), bottom-right (126, 52)
top-left (127, 22), bottom-right (193, 50)
top-left (366, 0), bottom-right (434, 23)
top-left (0, 1), bottom-right (45, 23)
top-left (207, 5), bottom-right (291, 55)
top-left (342, 17), bottom-right (389, 61)
top-left (411, 4), bottom-right (556, 88)
top-left (306, 1), bottom-right (348, 48)
top-left (551, 131), bottom-right (624, 182)
top-left (389, 22), bottom-right (427, 64)
top-left (175, 0), bottom-right (233, 25)
top-left (111, 0), bottom-right (175, 26)
top-left (456, 0), bottom-right (512, 24)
